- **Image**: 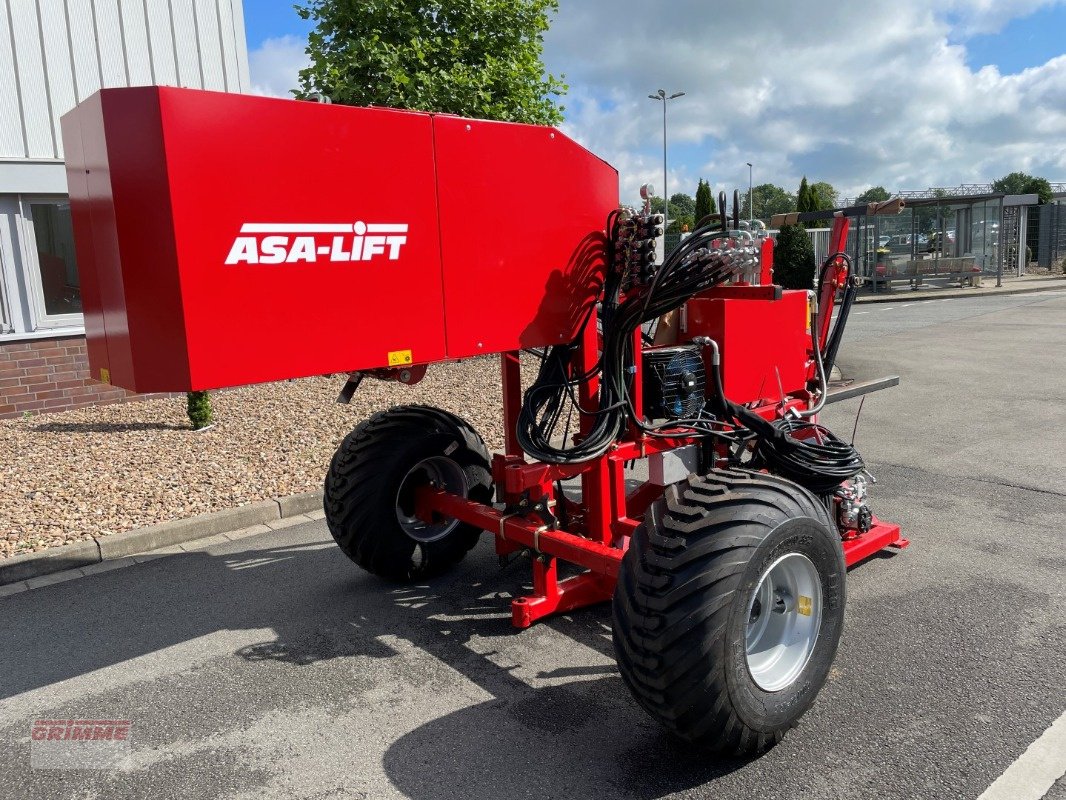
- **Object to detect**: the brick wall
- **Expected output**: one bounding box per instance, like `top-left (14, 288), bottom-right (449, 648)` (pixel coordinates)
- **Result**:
top-left (0, 335), bottom-right (171, 418)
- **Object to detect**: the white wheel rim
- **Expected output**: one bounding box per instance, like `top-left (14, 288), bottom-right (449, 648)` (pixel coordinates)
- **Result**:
top-left (745, 552), bottom-right (822, 692)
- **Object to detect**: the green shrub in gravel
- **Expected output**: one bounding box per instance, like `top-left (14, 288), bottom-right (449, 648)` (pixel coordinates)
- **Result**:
top-left (186, 391), bottom-right (213, 430)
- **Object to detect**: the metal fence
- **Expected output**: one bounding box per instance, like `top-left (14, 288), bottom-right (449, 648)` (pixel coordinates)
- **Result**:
top-left (1037, 201), bottom-right (1066, 269)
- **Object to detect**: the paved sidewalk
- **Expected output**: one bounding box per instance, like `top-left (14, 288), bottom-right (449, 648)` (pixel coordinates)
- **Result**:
top-left (852, 272), bottom-right (1065, 304)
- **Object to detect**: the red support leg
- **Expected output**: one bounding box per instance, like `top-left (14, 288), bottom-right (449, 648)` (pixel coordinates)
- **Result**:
top-left (501, 351), bottom-right (523, 457)
top-left (512, 558), bottom-right (613, 629)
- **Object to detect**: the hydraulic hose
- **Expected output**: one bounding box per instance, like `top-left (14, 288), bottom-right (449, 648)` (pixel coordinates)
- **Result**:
top-left (817, 253), bottom-right (856, 379)
top-left (796, 302), bottom-right (827, 419)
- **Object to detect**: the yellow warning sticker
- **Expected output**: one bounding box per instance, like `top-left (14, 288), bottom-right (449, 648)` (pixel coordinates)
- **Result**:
top-left (387, 349), bottom-right (413, 367)
top-left (797, 595), bottom-right (812, 616)
top-left (99, 367), bottom-right (111, 384)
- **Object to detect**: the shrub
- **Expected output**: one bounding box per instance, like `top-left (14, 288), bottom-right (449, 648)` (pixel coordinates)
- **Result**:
top-left (186, 391), bottom-right (213, 430)
top-left (773, 224), bottom-right (816, 289)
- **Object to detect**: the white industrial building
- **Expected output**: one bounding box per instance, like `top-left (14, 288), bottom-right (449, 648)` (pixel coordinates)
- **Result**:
top-left (0, 0), bottom-right (249, 337)
top-left (0, 0), bottom-right (250, 416)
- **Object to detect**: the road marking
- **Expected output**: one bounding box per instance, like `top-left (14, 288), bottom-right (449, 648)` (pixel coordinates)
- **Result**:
top-left (854, 311), bottom-right (869, 315)
top-left (977, 710), bottom-right (1066, 800)
top-left (900, 303), bottom-right (914, 308)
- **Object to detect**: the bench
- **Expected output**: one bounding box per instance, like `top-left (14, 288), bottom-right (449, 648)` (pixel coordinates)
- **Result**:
top-left (867, 256), bottom-right (982, 291)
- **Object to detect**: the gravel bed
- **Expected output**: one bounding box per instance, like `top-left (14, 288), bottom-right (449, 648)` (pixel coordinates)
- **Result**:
top-left (1, 359), bottom-right (512, 559)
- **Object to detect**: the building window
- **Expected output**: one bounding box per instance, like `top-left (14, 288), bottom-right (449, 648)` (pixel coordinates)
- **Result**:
top-left (24, 200), bottom-right (82, 326)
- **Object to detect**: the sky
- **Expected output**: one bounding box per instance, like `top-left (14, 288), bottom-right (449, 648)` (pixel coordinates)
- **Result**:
top-left (242, 0), bottom-right (1066, 206)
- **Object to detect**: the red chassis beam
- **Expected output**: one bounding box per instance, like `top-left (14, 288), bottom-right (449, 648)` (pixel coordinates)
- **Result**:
top-left (418, 485), bottom-right (908, 627)
top-left (417, 487), bottom-right (620, 628)
top-left (419, 487), bottom-right (623, 579)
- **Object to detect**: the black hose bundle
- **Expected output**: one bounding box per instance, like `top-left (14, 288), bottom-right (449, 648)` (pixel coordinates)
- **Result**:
top-left (730, 402), bottom-right (864, 493)
top-left (517, 217), bottom-right (757, 463)
top-left (516, 217), bottom-right (865, 498)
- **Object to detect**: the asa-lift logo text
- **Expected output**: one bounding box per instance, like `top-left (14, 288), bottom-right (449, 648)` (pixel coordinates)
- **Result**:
top-left (225, 221), bottom-right (408, 264)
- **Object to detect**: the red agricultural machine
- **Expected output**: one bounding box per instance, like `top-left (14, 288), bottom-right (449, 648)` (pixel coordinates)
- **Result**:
top-left (63, 87), bottom-right (907, 755)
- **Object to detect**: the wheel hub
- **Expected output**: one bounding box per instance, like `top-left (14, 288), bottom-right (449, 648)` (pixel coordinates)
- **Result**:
top-left (745, 552), bottom-right (822, 692)
top-left (395, 456), bottom-right (468, 543)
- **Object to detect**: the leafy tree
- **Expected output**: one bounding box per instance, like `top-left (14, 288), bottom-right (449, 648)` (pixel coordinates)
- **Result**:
top-left (810, 181), bottom-right (837, 209)
top-left (694, 178), bottom-right (716, 223)
top-left (773, 224), bottom-right (816, 290)
top-left (296, 0), bottom-right (567, 125)
top-left (743, 183), bottom-right (796, 221)
top-left (669, 192), bottom-right (696, 219)
top-left (649, 194), bottom-right (695, 232)
top-left (669, 214), bottom-right (695, 233)
top-left (855, 186), bottom-right (891, 204)
top-left (991, 172), bottom-right (1052, 204)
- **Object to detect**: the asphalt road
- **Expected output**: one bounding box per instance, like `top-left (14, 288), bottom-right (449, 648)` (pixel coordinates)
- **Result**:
top-left (2, 291), bottom-right (1065, 799)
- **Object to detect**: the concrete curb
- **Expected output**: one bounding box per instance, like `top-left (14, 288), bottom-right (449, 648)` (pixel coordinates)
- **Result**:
top-left (0, 491), bottom-right (325, 586)
top-left (853, 277), bottom-right (1066, 305)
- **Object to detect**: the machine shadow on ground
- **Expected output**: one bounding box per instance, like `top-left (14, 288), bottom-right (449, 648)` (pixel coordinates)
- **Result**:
top-left (1, 534), bottom-right (753, 798)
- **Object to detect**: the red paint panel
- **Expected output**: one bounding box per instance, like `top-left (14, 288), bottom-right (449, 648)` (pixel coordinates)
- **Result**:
top-left (63, 87), bottom-right (619, 391)
top-left (432, 115), bottom-right (618, 357)
top-left (74, 92), bottom-right (137, 389)
top-left (63, 87), bottom-right (448, 392)
top-left (101, 88), bottom-right (192, 391)
top-left (686, 291), bottom-right (810, 404)
top-left (60, 107), bottom-right (109, 383)
top-left (159, 89), bottom-right (447, 389)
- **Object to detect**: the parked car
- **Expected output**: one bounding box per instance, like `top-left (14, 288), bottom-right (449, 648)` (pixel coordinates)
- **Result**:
top-left (887, 234), bottom-right (914, 252)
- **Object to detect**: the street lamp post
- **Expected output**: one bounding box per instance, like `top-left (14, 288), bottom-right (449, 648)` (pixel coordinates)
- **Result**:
top-left (746, 162), bottom-right (753, 222)
top-left (648, 89), bottom-right (685, 232)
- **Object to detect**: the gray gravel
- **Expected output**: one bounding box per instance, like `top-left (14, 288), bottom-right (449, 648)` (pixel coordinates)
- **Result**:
top-left (1, 359), bottom-right (512, 559)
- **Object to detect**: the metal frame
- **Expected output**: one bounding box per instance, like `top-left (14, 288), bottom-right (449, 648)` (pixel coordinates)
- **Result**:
top-left (416, 217), bottom-right (907, 629)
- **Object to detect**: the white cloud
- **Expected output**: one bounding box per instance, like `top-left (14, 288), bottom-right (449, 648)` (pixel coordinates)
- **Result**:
top-left (249, 35), bottom-right (309, 98)
top-left (542, 0), bottom-right (1066, 203)
top-left (941, 0), bottom-right (1065, 35)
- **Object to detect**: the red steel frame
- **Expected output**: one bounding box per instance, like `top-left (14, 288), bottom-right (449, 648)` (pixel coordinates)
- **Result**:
top-left (417, 216), bottom-right (908, 629)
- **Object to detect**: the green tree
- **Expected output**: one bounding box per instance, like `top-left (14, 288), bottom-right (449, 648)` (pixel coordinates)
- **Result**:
top-left (773, 224), bottom-right (816, 290)
top-left (743, 183), bottom-right (796, 221)
top-left (669, 192), bottom-right (696, 219)
top-left (694, 178), bottom-right (715, 223)
top-left (797, 176), bottom-right (813, 214)
top-left (991, 172), bottom-right (1052, 204)
top-left (810, 181), bottom-right (838, 209)
top-left (650, 194), bottom-right (695, 233)
top-left (797, 176), bottom-right (821, 228)
top-left (855, 186), bottom-right (891, 204)
top-left (296, 0), bottom-right (567, 125)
